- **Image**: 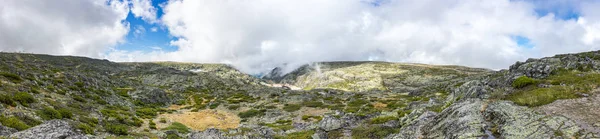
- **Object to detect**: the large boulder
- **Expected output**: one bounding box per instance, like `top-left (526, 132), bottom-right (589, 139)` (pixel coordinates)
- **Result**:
top-left (318, 116), bottom-right (342, 131)
top-left (9, 120), bottom-right (88, 139)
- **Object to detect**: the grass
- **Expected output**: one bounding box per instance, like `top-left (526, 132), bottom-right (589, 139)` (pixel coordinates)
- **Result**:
top-left (283, 104), bottom-right (301, 112)
top-left (162, 122), bottom-right (190, 134)
top-left (0, 116), bottom-right (30, 131)
top-left (512, 76), bottom-right (537, 88)
top-left (238, 109), bottom-right (266, 118)
top-left (506, 71), bottom-right (600, 107)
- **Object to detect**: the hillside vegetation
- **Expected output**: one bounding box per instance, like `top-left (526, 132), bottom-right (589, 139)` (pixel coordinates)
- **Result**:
top-left (1, 51), bottom-right (600, 138)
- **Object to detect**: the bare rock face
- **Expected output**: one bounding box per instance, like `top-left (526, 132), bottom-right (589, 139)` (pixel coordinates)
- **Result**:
top-left (0, 123), bottom-right (17, 137)
top-left (388, 99), bottom-right (589, 139)
top-left (9, 120), bottom-right (88, 139)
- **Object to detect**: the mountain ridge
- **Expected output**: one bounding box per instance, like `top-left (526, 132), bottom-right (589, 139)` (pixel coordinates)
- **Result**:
top-left (0, 51), bottom-right (600, 138)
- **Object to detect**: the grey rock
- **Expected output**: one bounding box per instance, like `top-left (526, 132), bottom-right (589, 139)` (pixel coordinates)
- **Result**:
top-left (188, 129), bottom-right (227, 139)
top-left (318, 116), bottom-right (342, 131)
top-left (9, 120), bottom-right (88, 139)
top-left (311, 130), bottom-right (328, 139)
top-left (0, 123), bottom-right (17, 137)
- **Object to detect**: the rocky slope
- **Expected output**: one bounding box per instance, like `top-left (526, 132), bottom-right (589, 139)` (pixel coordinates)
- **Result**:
top-left (0, 51), bottom-right (600, 139)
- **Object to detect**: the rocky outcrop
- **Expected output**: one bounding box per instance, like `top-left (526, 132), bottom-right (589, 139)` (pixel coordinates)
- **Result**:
top-left (131, 87), bottom-right (171, 105)
top-left (0, 123), bottom-right (17, 137)
top-left (9, 120), bottom-right (88, 139)
top-left (188, 129), bottom-right (228, 139)
top-left (388, 99), bottom-right (589, 139)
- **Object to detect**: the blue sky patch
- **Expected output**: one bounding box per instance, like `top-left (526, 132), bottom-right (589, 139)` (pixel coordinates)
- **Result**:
top-left (116, 0), bottom-right (176, 52)
top-left (512, 35), bottom-right (534, 49)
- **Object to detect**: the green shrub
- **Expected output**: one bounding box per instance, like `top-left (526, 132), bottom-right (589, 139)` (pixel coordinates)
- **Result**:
top-left (79, 116), bottom-right (99, 127)
top-left (149, 120), bottom-right (157, 129)
top-left (15, 115), bottom-right (42, 127)
top-left (105, 124), bottom-right (128, 135)
top-left (0, 94), bottom-right (16, 106)
top-left (512, 76), bottom-right (537, 88)
top-left (74, 82), bottom-right (85, 88)
top-left (0, 116), bottom-right (30, 131)
top-left (57, 108), bottom-right (73, 119)
top-left (160, 118), bottom-right (167, 123)
top-left (163, 122), bottom-right (190, 134)
top-left (129, 117), bottom-right (143, 127)
top-left (135, 108), bottom-right (158, 119)
top-left (209, 103), bottom-right (220, 109)
top-left (302, 101), bottom-right (324, 108)
top-left (347, 99), bottom-right (369, 107)
top-left (0, 72), bottom-right (22, 83)
top-left (283, 104), bottom-right (301, 112)
top-left (369, 116), bottom-right (397, 124)
top-left (14, 92), bottom-right (35, 107)
top-left (275, 130), bottom-right (315, 139)
top-left (72, 95), bottom-right (86, 103)
top-left (77, 123), bottom-right (95, 135)
top-left (227, 105), bottom-right (240, 110)
top-left (37, 107), bottom-right (62, 120)
top-left (397, 110), bottom-right (412, 117)
top-left (238, 109), bottom-right (266, 118)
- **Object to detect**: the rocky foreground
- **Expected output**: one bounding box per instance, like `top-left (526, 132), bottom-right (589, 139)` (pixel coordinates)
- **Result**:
top-left (1, 51), bottom-right (600, 139)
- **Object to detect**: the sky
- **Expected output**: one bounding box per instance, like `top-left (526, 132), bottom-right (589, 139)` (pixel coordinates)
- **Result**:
top-left (1, 0), bottom-right (600, 74)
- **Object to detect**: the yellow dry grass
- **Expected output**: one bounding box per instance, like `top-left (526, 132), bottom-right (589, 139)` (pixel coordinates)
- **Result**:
top-left (158, 109), bottom-right (240, 131)
top-left (373, 102), bottom-right (388, 110)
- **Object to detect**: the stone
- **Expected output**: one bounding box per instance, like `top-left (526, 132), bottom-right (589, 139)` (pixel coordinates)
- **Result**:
top-left (9, 120), bottom-right (88, 139)
top-left (318, 116), bottom-right (342, 131)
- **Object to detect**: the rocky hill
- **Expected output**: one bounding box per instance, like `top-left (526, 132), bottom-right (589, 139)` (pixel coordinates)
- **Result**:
top-left (0, 51), bottom-right (600, 139)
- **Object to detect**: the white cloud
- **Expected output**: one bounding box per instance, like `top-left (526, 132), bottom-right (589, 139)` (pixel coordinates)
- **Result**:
top-left (150, 27), bottom-right (158, 32)
top-left (105, 0), bottom-right (600, 74)
top-left (130, 0), bottom-right (158, 23)
top-left (0, 0), bottom-right (129, 57)
top-left (133, 25), bottom-right (146, 38)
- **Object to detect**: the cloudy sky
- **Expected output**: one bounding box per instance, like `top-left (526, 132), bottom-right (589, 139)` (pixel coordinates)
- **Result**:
top-left (1, 0), bottom-right (600, 74)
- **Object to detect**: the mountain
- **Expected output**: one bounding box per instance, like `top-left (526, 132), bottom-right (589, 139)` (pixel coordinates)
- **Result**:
top-left (0, 51), bottom-right (599, 138)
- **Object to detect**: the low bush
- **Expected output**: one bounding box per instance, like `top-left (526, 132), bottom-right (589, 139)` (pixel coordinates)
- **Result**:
top-left (162, 122), bottom-right (190, 134)
top-left (57, 108), bottom-right (73, 119)
top-left (0, 94), bottom-right (17, 106)
top-left (14, 92), bottom-right (35, 107)
top-left (275, 130), bottom-right (315, 139)
top-left (369, 116), bottom-right (397, 124)
top-left (302, 101), bottom-right (324, 108)
top-left (77, 123), bottom-right (95, 135)
top-left (149, 120), bottom-right (157, 129)
top-left (0, 72), bottom-right (22, 83)
top-left (512, 76), bottom-right (537, 88)
top-left (105, 124), bottom-right (128, 135)
top-left (283, 104), bottom-right (301, 112)
top-left (136, 108), bottom-right (158, 119)
top-left (0, 116), bottom-right (30, 131)
top-left (238, 109), bottom-right (266, 118)
top-left (37, 107), bottom-right (62, 120)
